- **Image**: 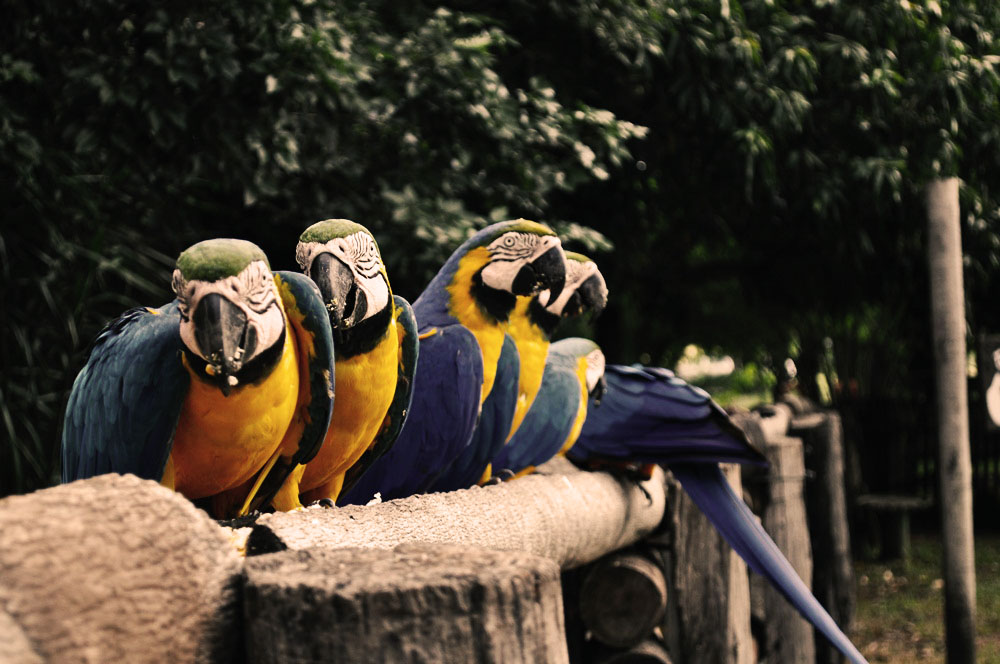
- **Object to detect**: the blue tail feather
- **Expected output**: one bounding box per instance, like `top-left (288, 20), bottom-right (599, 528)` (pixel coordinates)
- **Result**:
top-left (671, 463), bottom-right (868, 664)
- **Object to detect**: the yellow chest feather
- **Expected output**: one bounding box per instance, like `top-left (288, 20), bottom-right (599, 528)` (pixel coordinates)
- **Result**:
top-left (505, 296), bottom-right (549, 439)
top-left (558, 358), bottom-right (591, 456)
top-left (171, 321), bottom-right (300, 498)
top-left (447, 247), bottom-right (506, 404)
top-left (301, 319), bottom-right (400, 491)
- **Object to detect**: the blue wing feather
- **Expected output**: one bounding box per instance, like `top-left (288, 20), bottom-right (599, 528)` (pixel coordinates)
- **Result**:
top-left (338, 324), bottom-right (483, 504)
top-left (429, 334), bottom-right (519, 491)
top-left (671, 464), bottom-right (868, 664)
top-left (570, 364), bottom-right (766, 467)
top-left (494, 349), bottom-right (581, 474)
top-left (61, 303), bottom-right (189, 483)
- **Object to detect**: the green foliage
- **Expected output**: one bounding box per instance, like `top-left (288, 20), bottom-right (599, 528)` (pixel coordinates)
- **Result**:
top-left (468, 0), bottom-right (1000, 395)
top-left (0, 0), bottom-right (638, 496)
top-left (8, 0), bottom-right (1000, 500)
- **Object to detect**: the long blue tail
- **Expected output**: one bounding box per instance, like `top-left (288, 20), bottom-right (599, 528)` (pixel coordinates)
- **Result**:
top-left (671, 463), bottom-right (868, 664)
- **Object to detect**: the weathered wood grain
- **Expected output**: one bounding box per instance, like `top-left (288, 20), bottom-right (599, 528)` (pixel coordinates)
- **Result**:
top-left (0, 474), bottom-right (242, 664)
top-left (243, 543), bottom-right (567, 664)
top-left (252, 457), bottom-right (665, 570)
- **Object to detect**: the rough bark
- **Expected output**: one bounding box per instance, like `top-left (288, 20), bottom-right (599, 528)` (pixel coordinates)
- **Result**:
top-left (756, 403), bottom-right (793, 442)
top-left (661, 464), bottom-right (753, 664)
top-left (926, 175), bottom-right (977, 664)
top-left (242, 543), bottom-right (567, 664)
top-left (0, 609), bottom-right (43, 664)
top-left (791, 411), bottom-right (856, 664)
top-left (251, 457), bottom-right (665, 570)
top-left (0, 474), bottom-right (242, 664)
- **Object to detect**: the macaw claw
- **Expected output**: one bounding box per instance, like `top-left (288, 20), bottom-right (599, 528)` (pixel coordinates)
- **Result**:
top-left (483, 468), bottom-right (517, 486)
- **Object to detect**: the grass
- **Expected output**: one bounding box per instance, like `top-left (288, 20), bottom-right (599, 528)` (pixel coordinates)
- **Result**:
top-left (853, 533), bottom-right (1000, 662)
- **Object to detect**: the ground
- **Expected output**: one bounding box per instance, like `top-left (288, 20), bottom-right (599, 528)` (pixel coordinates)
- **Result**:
top-left (853, 533), bottom-right (1000, 663)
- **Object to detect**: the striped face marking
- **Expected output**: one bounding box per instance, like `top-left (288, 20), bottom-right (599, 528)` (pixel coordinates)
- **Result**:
top-left (296, 231), bottom-right (390, 326)
top-left (584, 348), bottom-right (606, 393)
top-left (479, 232), bottom-right (562, 293)
top-left (542, 259), bottom-right (599, 313)
top-left (172, 260), bottom-right (285, 377)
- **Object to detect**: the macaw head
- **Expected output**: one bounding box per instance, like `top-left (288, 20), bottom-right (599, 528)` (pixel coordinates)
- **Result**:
top-left (457, 220), bottom-right (566, 323)
top-left (172, 239), bottom-right (285, 393)
top-left (295, 219), bottom-right (392, 355)
top-left (541, 252), bottom-right (608, 318)
top-left (554, 337), bottom-right (607, 403)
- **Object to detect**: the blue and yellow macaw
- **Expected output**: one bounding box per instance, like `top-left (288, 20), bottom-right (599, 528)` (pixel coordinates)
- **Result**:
top-left (431, 252), bottom-right (608, 491)
top-left (61, 239), bottom-right (336, 518)
top-left (505, 252), bottom-right (608, 439)
top-left (339, 219), bottom-right (566, 504)
top-left (570, 365), bottom-right (868, 664)
top-left (491, 337), bottom-right (606, 478)
top-left (272, 219), bottom-right (418, 509)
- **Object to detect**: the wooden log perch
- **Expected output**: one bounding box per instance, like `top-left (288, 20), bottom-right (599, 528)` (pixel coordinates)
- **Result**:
top-left (252, 457), bottom-right (666, 570)
top-left (580, 552), bottom-right (667, 648)
top-left (243, 543), bottom-right (568, 664)
top-left (0, 474), bottom-right (242, 664)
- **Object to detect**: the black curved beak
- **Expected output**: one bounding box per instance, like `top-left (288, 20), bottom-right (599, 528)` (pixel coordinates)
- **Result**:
top-left (311, 253), bottom-right (364, 328)
top-left (590, 374), bottom-right (608, 406)
top-left (570, 272), bottom-right (608, 318)
top-left (193, 293), bottom-right (256, 391)
top-left (512, 245), bottom-right (566, 299)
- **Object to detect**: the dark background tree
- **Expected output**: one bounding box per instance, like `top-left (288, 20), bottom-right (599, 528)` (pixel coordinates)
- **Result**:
top-left (4, 0), bottom-right (1000, 509)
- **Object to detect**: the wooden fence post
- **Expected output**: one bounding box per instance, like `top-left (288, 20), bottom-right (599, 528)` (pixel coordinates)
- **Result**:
top-left (745, 427), bottom-right (815, 664)
top-left (926, 176), bottom-right (976, 663)
top-left (791, 411), bottom-right (856, 664)
top-left (661, 464), bottom-right (753, 664)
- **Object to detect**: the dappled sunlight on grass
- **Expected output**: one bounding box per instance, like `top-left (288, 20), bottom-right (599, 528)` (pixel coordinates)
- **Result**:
top-left (853, 534), bottom-right (1000, 663)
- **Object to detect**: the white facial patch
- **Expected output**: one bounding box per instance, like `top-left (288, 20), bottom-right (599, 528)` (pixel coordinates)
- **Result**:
top-left (584, 348), bottom-right (606, 393)
top-left (172, 260), bottom-right (284, 365)
top-left (479, 232), bottom-right (561, 292)
top-left (296, 232), bottom-right (390, 322)
top-left (544, 259), bottom-right (599, 315)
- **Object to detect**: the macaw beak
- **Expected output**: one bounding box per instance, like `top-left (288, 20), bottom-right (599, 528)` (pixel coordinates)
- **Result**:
top-left (591, 374), bottom-right (608, 406)
top-left (311, 252), bottom-right (365, 328)
top-left (513, 245), bottom-right (566, 299)
top-left (568, 272), bottom-right (608, 318)
top-left (192, 293), bottom-right (256, 392)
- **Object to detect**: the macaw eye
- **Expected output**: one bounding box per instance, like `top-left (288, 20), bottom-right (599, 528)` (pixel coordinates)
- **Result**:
top-left (503, 235), bottom-right (516, 247)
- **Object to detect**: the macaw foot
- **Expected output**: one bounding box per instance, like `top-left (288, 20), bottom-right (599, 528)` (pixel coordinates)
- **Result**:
top-left (215, 510), bottom-right (264, 529)
top-left (483, 468), bottom-right (517, 486)
top-left (308, 498), bottom-right (336, 508)
top-left (586, 460), bottom-right (656, 504)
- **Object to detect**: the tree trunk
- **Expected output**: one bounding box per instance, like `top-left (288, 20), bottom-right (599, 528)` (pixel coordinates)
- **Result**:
top-left (926, 176), bottom-right (977, 664)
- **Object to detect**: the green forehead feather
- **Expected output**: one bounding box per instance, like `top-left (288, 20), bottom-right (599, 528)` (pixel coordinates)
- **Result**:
top-left (299, 219), bottom-right (373, 243)
top-left (176, 239), bottom-right (269, 282)
top-left (565, 251), bottom-right (593, 263)
top-left (502, 219), bottom-right (556, 237)
top-left (471, 219), bottom-right (556, 248)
